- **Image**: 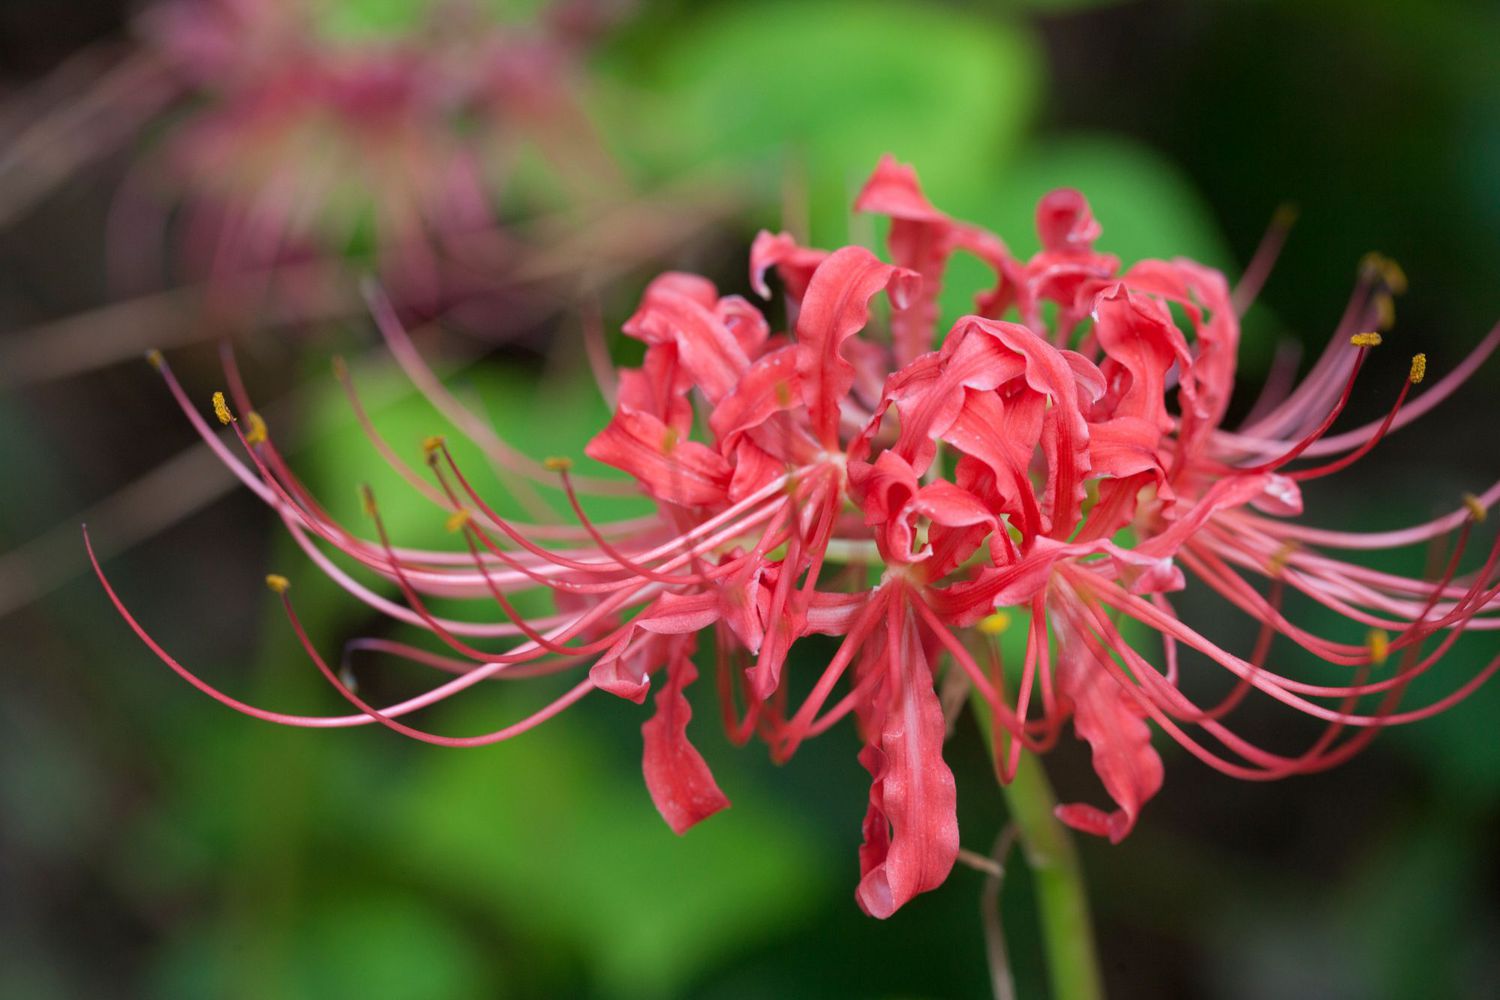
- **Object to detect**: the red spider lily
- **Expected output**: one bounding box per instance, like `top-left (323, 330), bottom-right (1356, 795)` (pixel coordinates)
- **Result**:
top-left (5, 0), bottom-right (619, 300)
top-left (92, 155), bottom-right (1500, 918)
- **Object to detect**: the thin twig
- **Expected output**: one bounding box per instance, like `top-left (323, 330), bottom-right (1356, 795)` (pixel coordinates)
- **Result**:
top-left (980, 825), bottom-right (1021, 1000)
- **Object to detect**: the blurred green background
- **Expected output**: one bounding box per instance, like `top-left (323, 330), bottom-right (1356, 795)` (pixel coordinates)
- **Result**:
top-left (2, 1), bottom-right (1499, 997)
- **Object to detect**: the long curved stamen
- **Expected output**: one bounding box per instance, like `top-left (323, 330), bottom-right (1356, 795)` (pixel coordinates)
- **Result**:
top-left (279, 581), bottom-right (595, 747)
top-left (1231, 337), bottom-right (1376, 474)
top-left (1231, 202), bottom-right (1297, 316)
top-left (1287, 354), bottom-right (1421, 481)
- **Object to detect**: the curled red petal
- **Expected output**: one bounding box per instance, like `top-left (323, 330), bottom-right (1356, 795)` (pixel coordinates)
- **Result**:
top-left (855, 602), bottom-right (959, 918)
top-left (1036, 188), bottom-right (1102, 253)
top-left (642, 634), bottom-right (731, 835)
top-left (1093, 284), bottom-right (1192, 435)
top-left (750, 229), bottom-right (828, 302)
top-left (855, 154), bottom-right (953, 365)
top-left (584, 408), bottom-right (732, 507)
top-left (795, 246), bottom-right (920, 447)
top-left (948, 317), bottom-right (1095, 537)
top-left (625, 276), bottom-right (750, 404)
top-left (591, 593), bottom-right (721, 703)
top-left (1053, 616), bottom-right (1164, 844)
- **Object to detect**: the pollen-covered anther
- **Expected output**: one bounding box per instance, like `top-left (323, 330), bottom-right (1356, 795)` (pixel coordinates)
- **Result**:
top-left (145, 349), bottom-right (165, 370)
top-left (774, 380), bottom-right (794, 407)
top-left (359, 484), bottom-right (377, 518)
top-left (211, 391), bottom-right (235, 425)
top-left (244, 411), bottom-right (268, 446)
top-left (1375, 293), bottom-right (1397, 330)
top-left (977, 612), bottom-right (1011, 636)
top-left (1463, 493), bottom-right (1488, 523)
top-left (1267, 541), bottom-right (1299, 577)
top-left (1366, 629), bottom-right (1391, 666)
top-left (661, 427), bottom-right (680, 454)
top-left (544, 456), bottom-right (574, 472)
top-left (445, 509), bottom-right (471, 533)
top-left (1360, 252), bottom-right (1408, 294)
top-left (1409, 353), bottom-right (1427, 384)
top-left (264, 574), bottom-right (291, 594)
top-left (1350, 332), bottom-right (1383, 349)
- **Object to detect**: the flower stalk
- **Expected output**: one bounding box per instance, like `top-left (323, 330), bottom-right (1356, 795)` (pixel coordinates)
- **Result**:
top-left (1001, 755), bottom-right (1104, 1000)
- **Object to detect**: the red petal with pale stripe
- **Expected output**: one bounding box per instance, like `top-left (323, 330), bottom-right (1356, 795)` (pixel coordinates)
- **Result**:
top-left (855, 602), bottom-right (958, 918)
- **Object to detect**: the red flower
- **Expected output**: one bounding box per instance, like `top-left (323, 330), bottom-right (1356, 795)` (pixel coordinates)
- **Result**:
top-left (21, 0), bottom-right (618, 298)
top-left (94, 155), bottom-right (1500, 916)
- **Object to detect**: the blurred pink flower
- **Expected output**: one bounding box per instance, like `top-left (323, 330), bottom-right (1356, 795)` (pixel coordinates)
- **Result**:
top-left (94, 156), bottom-right (1500, 917)
top-left (11, 0), bottom-right (621, 301)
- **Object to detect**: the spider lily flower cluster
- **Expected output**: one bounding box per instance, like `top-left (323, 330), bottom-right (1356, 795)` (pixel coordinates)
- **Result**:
top-left (99, 0), bottom-right (616, 294)
top-left (94, 156), bottom-right (1500, 918)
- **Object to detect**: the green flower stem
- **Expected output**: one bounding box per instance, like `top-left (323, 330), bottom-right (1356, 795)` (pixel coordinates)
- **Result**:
top-left (1000, 753), bottom-right (1105, 1000)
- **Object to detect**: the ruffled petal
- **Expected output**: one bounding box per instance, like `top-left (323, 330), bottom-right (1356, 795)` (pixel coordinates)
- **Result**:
top-left (1053, 615), bottom-right (1164, 843)
top-left (795, 246), bottom-right (920, 447)
top-left (584, 408), bottom-right (732, 507)
top-left (641, 634), bottom-right (731, 834)
top-left (625, 274), bottom-right (750, 404)
top-left (855, 601), bottom-right (959, 918)
top-left (591, 593), bottom-right (721, 702)
top-left (750, 229), bottom-right (828, 302)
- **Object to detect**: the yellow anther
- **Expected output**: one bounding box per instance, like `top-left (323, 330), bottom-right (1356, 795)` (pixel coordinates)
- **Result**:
top-left (543, 456), bottom-right (574, 473)
top-left (1350, 332), bottom-right (1383, 348)
top-left (1374, 292), bottom-right (1397, 330)
top-left (1463, 493), bottom-right (1487, 523)
top-left (1366, 629), bottom-right (1390, 666)
top-left (1272, 203), bottom-right (1300, 229)
top-left (422, 435), bottom-right (445, 456)
top-left (977, 611), bottom-right (1011, 636)
top-left (662, 426), bottom-right (679, 453)
top-left (211, 391), bottom-right (234, 425)
top-left (244, 411), bottom-right (268, 446)
top-left (1360, 252), bottom-right (1408, 294)
top-left (445, 509), bottom-right (471, 533)
top-left (1268, 541), bottom-right (1299, 577)
top-left (1408, 354), bottom-right (1427, 385)
top-left (331, 355), bottom-right (349, 381)
top-left (145, 349), bottom-right (165, 370)
top-left (264, 574), bottom-right (291, 594)
top-left (359, 484), bottom-right (377, 517)
top-left (774, 380), bottom-right (793, 407)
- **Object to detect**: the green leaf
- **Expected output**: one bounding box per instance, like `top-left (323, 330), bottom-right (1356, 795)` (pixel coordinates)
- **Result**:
top-left (607, 0), bottom-right (1043, 245)
top-left (372, 699), bottom-right (832, 996)
top-left (150, 891), bottom-right (498, 1000)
